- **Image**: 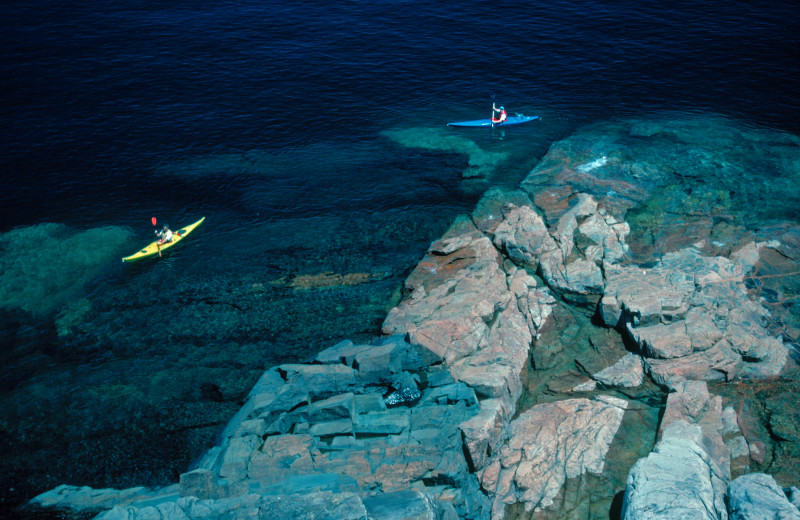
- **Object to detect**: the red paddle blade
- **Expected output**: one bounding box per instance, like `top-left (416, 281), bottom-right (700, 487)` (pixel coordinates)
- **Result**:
top-left (151, 217), bottom-right (157, 226)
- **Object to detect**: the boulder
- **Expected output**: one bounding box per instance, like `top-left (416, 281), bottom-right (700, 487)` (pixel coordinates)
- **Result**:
top-left (605, 245), bottom-right (788, 384)
top-left (491, 204), bottom-right (558, 270)
top-left (472, 188), bottom-right (535, 235)
top-left (646, 339), bottom-right (742, 385)
top-left (485, 395), bottom-right (627, 517)
top-left (459, 398), bottom-right (508, 472)
top-left (382, 234), bottom-right (509, 365)
top-left (448, 299), bottom-right (531, 408)
top-left (308, 393), bottom-right (356, 423)
top-left (659, 380), bottom-right (730, 479)
top-left (728, 473), bottom-right (800, 520)
top-left (592, 353), bottom-right (644, 388)
top-left (277, 364), bottom-right (359, 400)
top-left (621, 421), bottom-right (728, 520)
top-left (362, 489), bottom-right (452, 520)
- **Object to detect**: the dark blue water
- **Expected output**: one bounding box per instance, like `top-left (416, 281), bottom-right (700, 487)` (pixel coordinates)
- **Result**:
top-left (2, 0), bottom-right (799, 514)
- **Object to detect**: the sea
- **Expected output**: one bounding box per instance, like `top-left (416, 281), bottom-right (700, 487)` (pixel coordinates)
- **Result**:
top-left (1, 0), bottom-right (799, 517)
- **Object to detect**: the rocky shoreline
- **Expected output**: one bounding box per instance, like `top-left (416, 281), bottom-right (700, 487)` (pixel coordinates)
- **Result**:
top-left (26, 116), bottom-right (800, 519)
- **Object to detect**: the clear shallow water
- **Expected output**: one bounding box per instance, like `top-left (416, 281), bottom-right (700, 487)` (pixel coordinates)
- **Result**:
top-left (1, 0), bottom-right (799, 515)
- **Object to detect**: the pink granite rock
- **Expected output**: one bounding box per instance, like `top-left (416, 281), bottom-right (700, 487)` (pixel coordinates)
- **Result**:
top-left (382, 234), bottom-right (508, 365)
top-left (484, 395), bottom-right (628, 517)
top-left (491, 204), bottom-right (557, 270)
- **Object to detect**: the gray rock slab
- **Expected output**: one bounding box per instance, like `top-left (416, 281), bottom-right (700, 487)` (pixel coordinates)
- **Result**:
top-left (420, 382), bottom-right (478, 407)
top-left (728, 473), bottom-right (800, 520)
top-left (409, 402), bottom-right (474, 431)
top-left (308, 392), bottom-right (356, 423)
top-left (314, 339), bottom-right (365, 366)
top-left (426, 368), bottom-right (456, 388)
top-left (362, 489), bottom-right (443, 520)
top-left (458, 398), bottom-right (508, 472)
top-left (354, 409), bottom-right (410, 436)
top-left (30, 484), bottom-right (156, 513)
top-left (382, 234), bottom-right (509, 365)
top-left (277, 363), bottom-right (359, 399)
top-left (354, 393), bottom-right (387, 415)
top-left (354, 343), bottom-right (404, 382)
top-left (621, 421), bottom-right (728, 520)
top-left (593, 352), bottom-right (644, 387)
top-left (309, 419), bottom-right (354, 438)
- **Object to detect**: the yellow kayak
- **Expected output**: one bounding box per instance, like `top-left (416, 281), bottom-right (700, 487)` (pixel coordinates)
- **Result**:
top-left (122, 216), bottom-right (205, 262)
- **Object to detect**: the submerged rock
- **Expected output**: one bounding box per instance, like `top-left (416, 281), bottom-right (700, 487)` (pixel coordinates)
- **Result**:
top-left (0, 223), bottom-right (131, 316)
top-left (381, 126), bottom-right (510, 179)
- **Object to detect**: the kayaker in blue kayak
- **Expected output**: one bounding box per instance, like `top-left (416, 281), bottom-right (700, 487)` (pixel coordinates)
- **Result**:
top-left (491, 103), bottom-right (507, 124)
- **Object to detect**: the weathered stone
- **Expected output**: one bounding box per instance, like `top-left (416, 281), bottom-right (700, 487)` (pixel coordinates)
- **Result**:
top-left (728, 473), bottom-right (800, 520)
top-left (426, 367), bottom-right (455, 388)
top-left (382, 234), bottom-right (508, 365)
top-left (152, 492), bottom-right (368, 520)
top-left (659, 380), bottom-right (730, 479)
top-left (353, 393), bottom-right (386, 415)
top-left (247, 434), bottom-right (314, 482)
top-left (472, 188), bottom-right (535, 235)
top-left (487, 396), bottom-right (627, 516)
top-left (353, 343), bottom-right (403, 382)
top-left (362, 489), bottom-right (445, 520)
top-left (609, 244), bottom-right (789, 383)
top-left (217, 434), bottom-right (261, 482)
top-left (686, 307), bottom-right (723, 352)
top-left (410, 403), bottom-right (475, 432)
top-left (309, 419), bottom-right (353, 438)
top-left (577, 210), bottom-right (631, 263)
top-left (179, 469), bottom-right (226, 500)
top-left (375, 334), bottom-right (438, 373)
top-left (314, 339), bottom-right (359, 365)
top-left (308, 393), bottom-right (356, 423)
top-left (449, 300), bottom-right (531, 409)
top-left (629, 320), bottom-right (692, 359)
top-left (459, 398), bottom-right (508, 472)
top-left (354, 409), bottom-right (410, 435)
top-left (592, 353), bottom-right (644, 388)
top-left (420, 382), bottom-right (478, 408)
top-left (509, 270), bottom-right (556, 335)
top-left (273, 473), bottom-right (360, 496)
top-left (602, 255), bottom-right (695, 328)
top-left (217, 368), bottom-right (287, 441)
top-left (232, 418), bottom-right (269, 438)
top-left (29, 485), bottom-right (156, 514)
top-left (646, 339), bottom-right (742, 385)
top-left (621, 421), bottom-right (728, 520)
top-left (277, 364), bottom-right (358, 400)
top-left (491, 204), bottom-right (557, 270)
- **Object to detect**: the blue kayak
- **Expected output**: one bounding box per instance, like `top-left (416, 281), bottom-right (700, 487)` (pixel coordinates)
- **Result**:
top-left (448, 114), bottom-right (539, 127)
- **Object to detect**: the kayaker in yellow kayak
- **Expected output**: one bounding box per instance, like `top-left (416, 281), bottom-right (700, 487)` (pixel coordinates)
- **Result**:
top-left (155, 224), bottom-right (174, 257)
top-left (122, 216), bottom-right (205, 262)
